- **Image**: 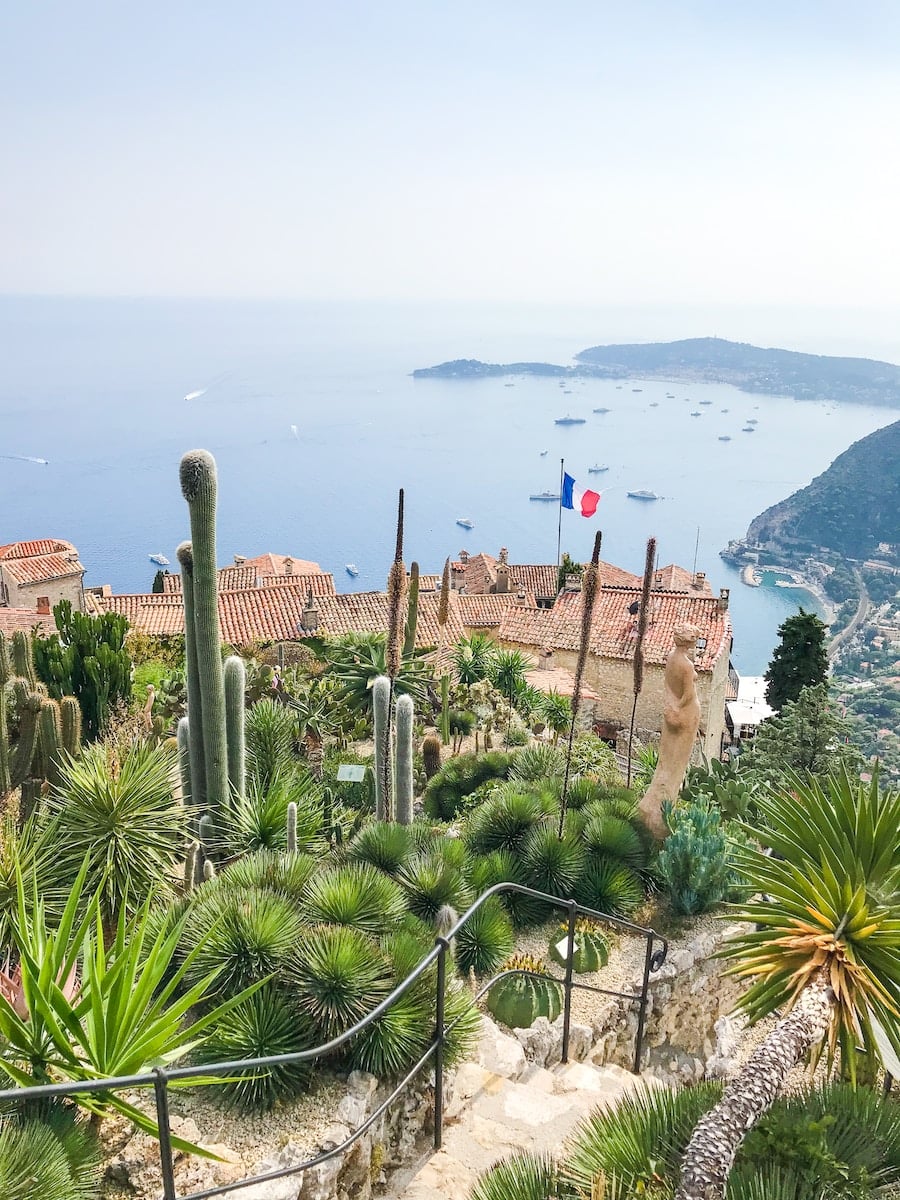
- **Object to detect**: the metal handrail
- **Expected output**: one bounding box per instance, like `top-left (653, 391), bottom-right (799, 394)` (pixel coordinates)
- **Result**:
top-left (0, 882), bottom-right (666, 1200)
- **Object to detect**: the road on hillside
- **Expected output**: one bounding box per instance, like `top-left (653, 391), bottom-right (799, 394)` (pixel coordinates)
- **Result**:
top-left (829, 570), bottom-right (869, 661)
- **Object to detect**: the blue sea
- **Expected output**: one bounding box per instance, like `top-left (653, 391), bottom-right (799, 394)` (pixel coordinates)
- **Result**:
top-left (1, 297), bottom-right (895, 674)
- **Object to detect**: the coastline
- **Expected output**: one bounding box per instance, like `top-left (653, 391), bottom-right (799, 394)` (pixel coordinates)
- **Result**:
top-left (737, 562), bottom-right (835, 626)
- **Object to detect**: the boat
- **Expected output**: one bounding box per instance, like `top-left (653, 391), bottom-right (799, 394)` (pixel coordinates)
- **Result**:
top-left (529, 491), bottom-right (561, 501)
top-left (345, 563), bottom-right (359, 576)
top-left (456, 518), bottom-right (475, 530)
top-left (720, 408), bottom-right (729, 413)
top-left (690, 411), bottom-right (701, 417)
top-left (504, 383), bottom-right (515, 387)
top-left (539, 449), bottom-right (548, 456)
top-left (718, 435), bottom-right (732, 442)
top-left (563, 389), bottom-right (572, 394)
top-left (742, 426), bottom-right (755, 433)
top-left (746, 418), bottom-right (758, 424)
top-left (698, 399), bottom-right (712, 406)
top-left (588, 464), bottom-right (609, 473)
top-left (649, 402), bottom-right (659, 407)
top-left (554, 415), bottom-right (586, 425)
top-left (627, 490), bottom-right (659, 501)
top-left (592, 407), bottom-right (610, 414)
top-left (632, 388), bottom-right (643, 393)
top-left (665, 393), bottom-right (675, 398)
top-left (149, 553), bottom-right (170, 566)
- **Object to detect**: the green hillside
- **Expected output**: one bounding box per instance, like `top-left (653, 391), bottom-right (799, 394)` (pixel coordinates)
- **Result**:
top-left (746, 419), bottom-right (900, 559)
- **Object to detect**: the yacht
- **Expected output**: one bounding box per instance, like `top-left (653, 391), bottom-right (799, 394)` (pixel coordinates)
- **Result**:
top-left (627, 489), bottom-right (659, 501)
top-left (529, 491), bottom-right (561, 501)
top-left (345, 563), bottom-right (359, 576)
top-left (149, 553), bottom-right (170, 566)
top-left (587, 464), bottom-right (609, 473)
top-left (690, 411), bottom-right (701, 417)
top-left (592, 407), bottom-right (610, 414)
top-left (698, 399), bottom-right (712, 406)
top-left (456, 518), bottom-right (475, 530)
top-left (742, 426), bottom-right (756, 433)
top-left (554, 415), bottom-right (586, 425)
top-left (718, 435), bottom-right (732, 442)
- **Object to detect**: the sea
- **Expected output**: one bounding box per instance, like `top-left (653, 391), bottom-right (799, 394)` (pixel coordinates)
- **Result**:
top-left (1, 296), bottom-right (896, 675)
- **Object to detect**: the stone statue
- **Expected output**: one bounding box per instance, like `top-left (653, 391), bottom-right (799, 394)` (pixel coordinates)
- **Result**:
top-left (637, 623), bottom-right (702, 841)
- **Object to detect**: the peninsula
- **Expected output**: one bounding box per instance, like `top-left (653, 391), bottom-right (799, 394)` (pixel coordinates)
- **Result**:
top-left (413, 337), bottom-right (900, 407)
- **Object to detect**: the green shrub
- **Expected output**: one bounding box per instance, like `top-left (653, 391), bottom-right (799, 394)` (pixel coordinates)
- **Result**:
top-left (464, 848), bottom-right (545, 928)
top-left (471, 1153), bottom-right (558, 1200)
top-left (423, 752), bottom-right (514, 820)
top-left (223, 768), bottom-right (323, 855)
top-left (574, 857), bottom-right (643, 917)
top-left (464, 790), bottom-right (548, 855)
top-left (198, 984), bottom-right (312, 1110)
top-left (246, 699), bottom-right (297, 789)
top-left (509, 742), bottom-right (565, 782)
top-left (350, 984), bottom-right (433, 1076)
top-left (0, 1110), bottom-right (100, 1200)
top-left (321, 746), bottom-right (375, 812)
top-left (218, 849), bottom-right (319, 901)
top-left (521, 825), bottom-right (586, 900)
top-left (657, 798), bottom-right (730, 915)
top-left (397, 852), bottom-right (473, 924)
top-left (582, 811), bottom-right (648, 872)
top-left (301, 863), bottom-right (408, 935)
top-left (455, 896), bottom-right (515, 976)
top-left (568, 732), bottom-right (622, 783)
top-left (347, 822), bottom-right (415, 875)
top-left (682, 756), bottom-right (756, 820)
top-left (288, 925), bottom-right (393, 1044)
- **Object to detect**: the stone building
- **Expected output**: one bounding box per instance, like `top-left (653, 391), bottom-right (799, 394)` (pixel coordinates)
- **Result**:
top-left (0, 539), bottom-right (85, 613)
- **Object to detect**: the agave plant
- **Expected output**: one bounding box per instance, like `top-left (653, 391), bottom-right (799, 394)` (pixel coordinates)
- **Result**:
top-left (464, 848), bottom-right (546, 928)
top-left (464, 790), bottom-right (549, 856)
top-left (347, 822), bottom-right (415, 876)
top-left (454, 896), bottom-right (515, 977)
top-left (326, 633), bottom-right (429, 716)
top-left (0, 1109), bottom-right (101, 1200)
top-left (287, 924), bottom-right (393, 1045)
top-left (397, 852), bottom-right (473, 924)
top-left (470, 1153), bottom-right (558, 1200)
top-left (222, 768), bottom-right (323, 855)
top-left (300, 862), bottom-right (409, 935)
top-left (490, 649), bottom-right (531, 698)
top-left (509, 742), bottom-right (566, 783)
top-left (582, 810), bottom-right (649, 872)
top-left (217, 848), bottom-right (319, 901)
top-left (451, 633), bottom-right (498, 685)
top-left (43, 740), bottom-right (191, 929)
top-left (245, 699), bottom-right (298, 790)
top-left (677, 769), bottom-right (900, 1200)
top-left (575, 857), bottom-right (644, 917)
top-left (538, 690), bottom-right (572, 745)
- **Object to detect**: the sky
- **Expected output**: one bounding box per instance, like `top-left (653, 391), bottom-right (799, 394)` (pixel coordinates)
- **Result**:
top-left (3, 1), bottom-right (900, 312)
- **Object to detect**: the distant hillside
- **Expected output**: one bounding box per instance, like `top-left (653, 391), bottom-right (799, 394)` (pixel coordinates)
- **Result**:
top-left (414, 337), bottom-right (900, 407)
top-left (745, 419), bottom-right (900, 559)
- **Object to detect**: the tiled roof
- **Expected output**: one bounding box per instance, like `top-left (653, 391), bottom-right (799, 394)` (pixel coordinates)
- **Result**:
top-left (0, 539), bottom-right (76, 561)
top-left (0, 607), bottom-right (57, 636)
top-left (163, 568), bottom-right (335, 596)
top-left (1, 552), bottom-right (85, 585)
top-left (655, 564), bottom-right (712, 594)
top-left (450, 549), bottom-right (642, 599)
top-left (417, 575), bottom-right (442, 592)
top-left (498, 587), bottom-right (731, 674)
top-left (524, 664), bottom-right (602, 703)
top-left (458, 592), bottom-right (539, 628)
top-left (240, 553), bottom-right (323, 576)
top-left (98, 584), bottom-right (464, 648)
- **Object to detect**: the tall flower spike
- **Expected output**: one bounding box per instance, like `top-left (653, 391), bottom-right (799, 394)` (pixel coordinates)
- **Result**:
top-left (386, 489), bottom-right (407, 680)
top-left (558, 531), bottom-right (602, 837)
top-left (627, 536), bottom-right (657, 785)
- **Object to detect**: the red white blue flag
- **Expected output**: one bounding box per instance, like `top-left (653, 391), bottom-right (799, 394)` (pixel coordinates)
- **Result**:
top-left (562, 472), bottom-right (601, 517)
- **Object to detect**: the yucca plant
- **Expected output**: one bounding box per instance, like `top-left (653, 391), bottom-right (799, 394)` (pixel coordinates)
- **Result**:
top-left (575, 857), bottom-right (644, 917)
top-left (288, 924), bottom-right (393, 1045)
top-left (300, 862), bottom-right (409, 935)
top-left (538, 689), bottom-right (572, 745)
top-left (217, 848), bottom-right (319, 901)
top-left (43, 740), bottom-right (191, 929)
top-left (471, 1153), bottom-right (559, 1200)
top-left (350, 984), bottom-right (433, 1077)
top-left (464, 790), bottom-right (548, 856)
top-left (509, 742), bottom-right (565, 783)
top-left (397, 852), bottom-right (473, 924)
top-left (464, 848), bottom-right (546, 928)
top-left (451, 633), bottom-right (498, 685)
top-left (182, 885), bottom-right (302, 1000)
top-left (0, 1110), bottom-right (101, 1200)
top-left (197, 983), bottom-right (313, 1110)
top-left (454, 896), bottom-right (515, 977)
top-left (347, 821), bottom-right (415, 876)
top-left (222, 768), bottom-right (323, 855)
top-left (582, 810), bottom-right (649, 873)
top-left (677, 768), bottom-right (900, 1200)
top-left (245, 698), bottom-right (297, 790)
top-left (521, 824), bottom-right (586, 901)
top-left (491, 649), bottom-right (530, 697)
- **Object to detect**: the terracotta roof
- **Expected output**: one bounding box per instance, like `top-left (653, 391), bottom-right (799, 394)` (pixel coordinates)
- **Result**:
top-left (524, 664), bottom-right (602, 703)
top-left (0, 539), bottom-right (77, 561)
top-left (417, 575), bottom-right (442, 592)
top-left (162, 568), bottom-right (335, 596)
top-left (498, 587), bottom-right (731, 673)
top-left (99, 593), bottom-right (186, 637)
top-left (0, 607), bottom-right (57, 636)
top-left (239, 553), bottom-right (323, 576)
top-left (294, 591), bottom-right (465, 648)
top-left (654, 564), bottom-right (713, 594)
top-left (458, 592), bottom-right (539, 628)
top-left (1, 552), bottom-right (85, 586)
top-left (450, 550), bottom-right (642, 599)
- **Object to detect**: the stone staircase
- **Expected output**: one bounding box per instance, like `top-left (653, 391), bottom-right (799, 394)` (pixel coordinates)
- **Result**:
top-left (386, 1017), bottom-right (654, 1200)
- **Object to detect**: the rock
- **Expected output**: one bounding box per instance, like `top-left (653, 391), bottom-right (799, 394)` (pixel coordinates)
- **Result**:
top-left (513, 1016), bottom-right (561, 1068)
top-left (475, 1015), bottom-right (526, 1079)
top-left (705, 1013), bottom-right (747, 1079)
top-left (347, 1070), bottom-right (378, 1101)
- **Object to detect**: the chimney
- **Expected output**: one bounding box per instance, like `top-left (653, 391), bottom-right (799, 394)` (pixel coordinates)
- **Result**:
top-left (284, 557), bottom-right (294, 576)
top-left (718, 587), bottom-right (730, 611)
top-left (498, 546), bottom-right (509, 565)
top-left (459, 549), bottom-right (469, 565)
top-left (234, 554), bottom-right (246, 566)
top-left (515, 587), bottom-right (526, 605)
top-left (496, 559), bottom-right (510, 594)
top-left (300, 588), bottom-right (318, 631)
top-left (36, 596), bottom-right (50, 615)
top-left (564, 573), bottom-right (582, 592)
top-left (693, 570), bottom-right (706, 590)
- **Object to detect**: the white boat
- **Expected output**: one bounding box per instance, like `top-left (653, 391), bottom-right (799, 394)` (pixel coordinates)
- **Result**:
top-left (627, 490), bottom-right (659, 501)
top-left (554, 415), bottom-right (586, 425)
top-left (718, 435), bottom-right (732, 442)
top-left (587, 464), bottom-right (609, 473)
top-left (456, 518), bottom-right (475, 530)
top-left (149, 553), bottom-right (170, 566)
top-left (530, 491), bottom-right (560, 501)
top-left (345, 563), bottom-right (359, 576)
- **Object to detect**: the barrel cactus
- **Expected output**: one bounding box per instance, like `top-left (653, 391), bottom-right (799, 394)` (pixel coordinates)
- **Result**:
top-left (548, 918), bottom-right (610, 974)
top-left (486, 954), bottom-right (562, 1029)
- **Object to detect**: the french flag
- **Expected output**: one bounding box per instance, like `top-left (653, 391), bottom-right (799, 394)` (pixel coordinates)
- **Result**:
top-left (562, 472), bottom-right (601, 517)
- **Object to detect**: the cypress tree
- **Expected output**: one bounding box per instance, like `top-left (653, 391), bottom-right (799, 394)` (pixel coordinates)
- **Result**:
top-left (764, 608), bottom-right (828, 712)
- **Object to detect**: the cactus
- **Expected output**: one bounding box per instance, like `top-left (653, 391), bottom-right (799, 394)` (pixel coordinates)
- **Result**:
top-left (440, 675), bottom-right (451, 746)
top-left (548, 918), bottom-right (610, 974)
top-left (224, 655), bottom-right (246, 803)
top-left (59, 695), bottom-right (82, 757)
top-left (197, 812), bottom-right (216, 880)
top-left (203, 858), bottom-right (216, 882)
top-left (286, 801), bottom-right (297, 853)
top-left (403, 561), bottom-right (420, 657)
top-left (176, 716), bottom-right (192, 803)
top-left (486, 954), bottom-right (563, 1029)
top-left (394, 694), bottom-right (414, 825)
top-left (19, 778), bottom-right (41, 826)
top-left (372, 675), bottom-right (392, 821)
top-left (422, 734), bottom-right (442, 780)
top-left (176, 543), bottom-right (206, 810)
top-left (39, 699), bottom-right (64, 790)
top-left (11, 630), bottom-right (36, 687)
top-left (184, 841), bottom-right (198, 894)
top-left (179, 451), bottom-right (229, 827)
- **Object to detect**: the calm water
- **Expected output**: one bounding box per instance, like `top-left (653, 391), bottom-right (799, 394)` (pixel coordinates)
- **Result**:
top-left (1, 298), bottom-right (895, 673)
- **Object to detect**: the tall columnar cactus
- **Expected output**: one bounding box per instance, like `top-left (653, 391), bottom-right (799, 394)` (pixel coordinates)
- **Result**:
top-left (176, 542), bottom-right (206, 810)
top-left (403, 561), bottom-right (420, 658)
top-left (224, 655), bottom-right (246, 803)
top-left (39, 699), bottom-right (64, 790)
top-left (394, 693), bottom-right (414, 825)
top-left (372, 674), bottom-right (392, 821)
top-left (286, 801), bottom-right (298, 853)
top-left (438, 557), bottom-right (451, 745)
top-left (59, 695), bottom-right (82, 757)
top-left (11, 630), bottom-right (36, 688)
top-left (176, 716), bottom-right (192, 803)
top-left (197, 812), bottom-right (216, 885)
top-left (0, 635), bottom-right (11, 795)
top-left (179, 450), bottom-right (229, 825)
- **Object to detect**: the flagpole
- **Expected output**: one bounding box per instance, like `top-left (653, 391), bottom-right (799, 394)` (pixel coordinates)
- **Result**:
top-left (556, 457), bottom-right (564, 570)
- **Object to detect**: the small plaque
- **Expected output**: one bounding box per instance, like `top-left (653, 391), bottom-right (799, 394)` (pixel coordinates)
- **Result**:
top-left (554, 936), bottom-right (580, 960)
top-left (336, 764), bottom-right (367, 782)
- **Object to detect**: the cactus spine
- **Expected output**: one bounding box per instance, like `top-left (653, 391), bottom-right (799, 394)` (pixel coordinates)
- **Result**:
top-left (224, 655), bottom-right (246, 803)
top-left (403, 561), bottom-right (419, 657)
top-left (176, 716), bottom-right (192, 803)
top-left (372, 674), bottom-right (392, 821)
top-left (394, 693), bottom-right (414, 825)
top-left (286, 801), bottom-right (297, 853)
top-left (196, 812), bottom-right (216, 885)
top-left (179, 450), bottom-right (229, 826)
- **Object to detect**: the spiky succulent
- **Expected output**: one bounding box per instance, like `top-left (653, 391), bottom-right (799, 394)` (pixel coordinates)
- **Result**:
top-left (300, 862), bottom-right (409, 935)
top-left (455, 896), bottom-right (515, 977)
top-left (288, 925), bottom-right (393, 1044)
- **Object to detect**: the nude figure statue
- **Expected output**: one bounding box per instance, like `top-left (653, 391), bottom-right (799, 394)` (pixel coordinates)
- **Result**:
top-left (637, 623), bottom-right (702, 841)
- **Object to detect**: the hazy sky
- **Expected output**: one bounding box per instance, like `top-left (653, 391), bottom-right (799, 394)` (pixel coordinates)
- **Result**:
top-left (3, 1), bottom-right (900, 307)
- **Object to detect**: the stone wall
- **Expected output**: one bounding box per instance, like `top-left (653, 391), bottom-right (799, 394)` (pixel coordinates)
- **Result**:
top-left (12, 572), bottom-right (84, 613)
top-left (514, 922), bottom-right (748, 1089)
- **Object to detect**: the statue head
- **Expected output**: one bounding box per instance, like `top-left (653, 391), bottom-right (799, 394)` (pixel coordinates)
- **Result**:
top-left (673, 622), bottom-right (701, 648)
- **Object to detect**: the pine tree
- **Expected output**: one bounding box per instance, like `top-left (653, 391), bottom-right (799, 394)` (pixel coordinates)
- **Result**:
top-left (763, 608), bottom-right (828, 711)
top-left (743, 682), bottom-right (861, 788)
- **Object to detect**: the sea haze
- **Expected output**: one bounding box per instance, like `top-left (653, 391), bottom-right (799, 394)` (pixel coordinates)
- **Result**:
top-left (0, 297), bottom-right (895, 674)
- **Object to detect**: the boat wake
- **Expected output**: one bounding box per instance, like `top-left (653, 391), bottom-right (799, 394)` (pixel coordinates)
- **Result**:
top-left (1, 454), bottom-right (49, 465)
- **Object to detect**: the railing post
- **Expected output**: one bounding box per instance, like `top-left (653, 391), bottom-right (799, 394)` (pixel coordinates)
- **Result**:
top-left (560, 900), bottom-right (577, 1064)
top-left (433, 937), bottom-right (448, 1150)
top-left (633, 935), bottom-right (655, 1074)
top-left (153, 1067), bottom-right (178, 1200)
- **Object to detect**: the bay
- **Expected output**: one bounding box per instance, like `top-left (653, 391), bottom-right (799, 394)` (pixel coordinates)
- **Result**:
top-left (0, 297), bottom-right (894, 673)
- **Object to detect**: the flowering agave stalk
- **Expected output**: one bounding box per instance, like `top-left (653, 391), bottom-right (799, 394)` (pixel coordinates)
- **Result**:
top-left (558, 531), bottom-right (601, 838)
top-left (627, 536), bottom-right (656, 788)
top-left (378, 489), bottom-right (408, 819)
top-left (438, 557), bottom-right (452, 744)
